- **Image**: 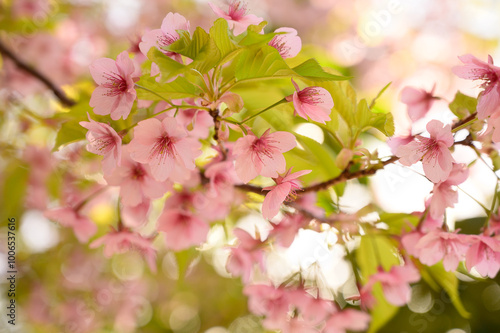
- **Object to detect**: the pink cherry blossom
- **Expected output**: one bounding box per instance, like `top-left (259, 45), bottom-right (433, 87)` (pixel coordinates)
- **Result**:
top-left (416, 229), bottom-right (469, 271)
top-left (139, 12), bottom-right (189, 68)
top-left (89, 51), bottom-right (138, 120)
top-left (362, 264), bottom-right (420, 306)
top-left (269, 213), bottom-right (308, 247)
top-left (204, 161), bottom-right (241, 201)
top-left (121, 198), bottom-right (150, 229)
top-left (243, 284), bottom-right (290, 329)
top-left (79, 113), bottom-right (122, 175)
top-left (233, 128), bottom-right (296, 183)
top-left (157, 209), bottom-right (209, 251)
top-left (269, 27), bottom-right (302, 59)
top-left (387, 130), bottom-right (414, 155)
top-left (262, 168), bottom-right (312, 220)
top-left (402, 230), bottom-right (426, 257)
top-left (208, 1), bottom-right (264, 35)
top-left (44, 207), bottom-right (97, 243)
top-left (452, 54), bottom-right (500, 119)
top-left (427, 163), bottom-right (469, 219)
top-left (104, 146), bottom-right (169, 207)
top-left (128, 117), bottom-right (202, 182)
top-left (323, 309), bottom-right (371, 333)
top-left (90, 229), bottom-right (157, 272)
top-left (400, 85), bottom-right (437, 122)
top-left (286, 79), bottom-right (334, 124)
top-left (484, 110), bottom-right (500, 143)
top-left (465, 235), bottom-right (500, 278)
top-left (396, 119), bottom-right (455, 183)
top-left (226, 228), bottom-right (265, 282)
top-left (287, 288), bottom-right (336, 325)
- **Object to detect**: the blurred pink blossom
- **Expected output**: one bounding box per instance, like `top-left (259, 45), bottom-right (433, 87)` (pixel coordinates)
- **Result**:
top-left (157, 209), bottom-right (209, 251)
top-left (465, 235), bottom-right (500, 278)
top-left (208, 1), bottom-right (264, 35)
top-left (79, 113), bottom-right (122, 175)
top-left (226, 228), bottom-right (265, 282)
top-left (90, 229), bottom-right (157, 272)
top-left (427, 163), bottom-right (469, 219)
top-left (104, 146), bottom-right (169, 207)
top-left (44, 207), bottom-right (97, 243)
top-left (323, 308), bottom-right (371, 333)
top-left (400, 85), bottom-right (437, 122)
top-left (416, 230), bottom-right (469, 271)
top-left (362, 264), bottom-right (420, 306)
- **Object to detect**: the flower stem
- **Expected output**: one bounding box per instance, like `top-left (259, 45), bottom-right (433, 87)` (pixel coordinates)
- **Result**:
top-left (134, 84), bottom-right (173, 105)
top-left (240, 98), bottom-right (287, 124)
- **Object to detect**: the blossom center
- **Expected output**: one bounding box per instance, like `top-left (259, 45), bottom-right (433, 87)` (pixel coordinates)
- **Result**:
top-left (228, 1), bottom-right (247, 20)
top-left (251, 137), bottom-right (277, 161)
top-left (150, 134), bottom-right (176, 164)
top-left (131, 164), bottom-right (146, 180)
top-left (157, 33), bottom-right (179, 56)
top-left (298, 88), bottom-right (322, 105)
top-left (102, 71), bottom-right (128, 97)
top-left (269, 36), bottom-right (291, 58)
top-left (90, 134), bottom-right (115, 154)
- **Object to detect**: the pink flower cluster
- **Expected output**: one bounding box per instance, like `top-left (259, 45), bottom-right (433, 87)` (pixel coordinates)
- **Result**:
top-left (245, 284), bottom-right (370, 333)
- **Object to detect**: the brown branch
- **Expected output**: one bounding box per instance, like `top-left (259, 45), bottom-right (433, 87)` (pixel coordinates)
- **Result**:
top-left (0, 39), bottom-right (76, 107)
top-left (451, 112), bottom-right (477, 131)
top-left (302, 155), bottom-right (399, 193)
top-left (209, 108), bottom-right (228, 159)
top-left (235, 156), bottom-right (400, 195)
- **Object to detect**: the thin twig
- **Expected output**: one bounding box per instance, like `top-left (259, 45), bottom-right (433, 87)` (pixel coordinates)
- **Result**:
top-left (234, 156), bottom-right (400, 196)
top-left (302, 156), bottom-right (399, 193)
top-left (0, 39), bottom-right (76, 107)
top-left (451, 112), bottom-right (477, 132)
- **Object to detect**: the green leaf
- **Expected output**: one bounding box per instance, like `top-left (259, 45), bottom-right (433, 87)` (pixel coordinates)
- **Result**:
top-left (238, 21), bottom-right (273, 46)
top-left (148, 48), bottom-right (187, 80)
top-left (356, 234), bottom-right (401, 332)
top-left (293, 133), bottom-right (340, 181)
top-left (235, 45), bottom-right (289, 81)
top-left (210, 18), bottom-right (239, 59)
top-left (291, 58), bottom-right (351, 81)
top-left (0, 162), bottom-right (29, 218)
top-left (357, 234), bottom-right (400, 276)
top-left (378, 212), bottom-right (419, 235)
top-left (166, 27), bottom-right (221, 73)
top-left (136, 75), bottom-right (199, 100)
top-left (449, 91), bottom-right (477, 119)
top-left (370, 111), bottom-right (395, 137)
top-left (53, 120), bottom-right (87, 151)
top-left (355, 98), bottom-right (372, 130)
top-left (423, 263), bottom-right (471, 318)
top-left (174, 247), bottom-right (201, 280)
top-left (369, 81), bottom-right (392, 107)
top-left (316, 190), bottom-right (338, 215)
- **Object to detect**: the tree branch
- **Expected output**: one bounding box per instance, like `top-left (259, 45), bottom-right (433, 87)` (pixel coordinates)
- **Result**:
top-left (451, 112), bottom-right (477, 132)
top-left (209, 108), bottom-right (228, 159)
top-left (302, 156), bottom-right (399, 193)
top-left (0, 39), bottom-right (76, 107)
top-left (235, 156), bottom-right (400, 195)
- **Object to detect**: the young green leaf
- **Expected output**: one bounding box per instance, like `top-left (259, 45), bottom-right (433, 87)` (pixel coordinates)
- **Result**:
top-left (235, 45), bottom-right (289, 80)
